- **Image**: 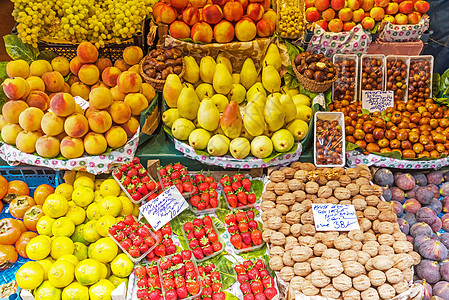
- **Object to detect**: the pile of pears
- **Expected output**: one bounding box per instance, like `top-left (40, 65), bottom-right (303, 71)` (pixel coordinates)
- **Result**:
top-left (162, 44), bottom-right (313, 160)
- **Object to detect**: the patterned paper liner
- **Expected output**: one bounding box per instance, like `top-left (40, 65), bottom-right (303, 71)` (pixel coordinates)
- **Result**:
top-left (346, 150), bottom-right (449, 170)
top-left (0, 130), bottom-right (140, 174)
top-left (173, 139), bottom-right (302, 169)
top-left (378, 16), bottom-right (429, 43)
top-left (307, 24), bottom-right (372, 59)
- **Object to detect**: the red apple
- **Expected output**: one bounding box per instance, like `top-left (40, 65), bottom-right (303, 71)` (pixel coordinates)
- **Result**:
top-left (322, 8), bottom-right (336, 21)
top-left (395, 13), bottom-right (408, 24)
top-left (314, 20), bottom-right (328, 31)
top-left (385, 2), bottom-right (399, 14)
top-left (360, 0), bottom-right (374, 11)
top-left (247, 3), bottom-right (264, 22)
top-left (328, 18), bottom-right (343, 32)
top-left (305, 7), bottom-right (321, 22)
top-left (256, 18), bottom-right (274, 37)
top-left (347, 0), bottom-right (360, 10)
top-left (361, 16), bottom-right (375, 29)
top-left (399, 0), bottom-right (414, 14)
top-left (408, 11), bottom-right (421, 24)
top-left (202, 4), bottom-right (223, 24)
top-left (414, 0), bottom-right (430, 13)
top-left (171, 0), bottom-right (189, 9)
top-left (374, 0), bottom-right (388, 7)
top-left (214, 20), bottom-right (234, 43)
top-left (331, 0), bottom-right (345, 10)
top-left (305, 0), bottom-right (315, 8)
top-left (315, 0), bottom-right (330, 11)
top-left (169, 21), bottom-right (191, 39)
top-left (343, 21), bottom-right (356, 31)
top-left (339, 8), bottom-right (353, 22)
top-left (370, 7), bottom-right (385, 21)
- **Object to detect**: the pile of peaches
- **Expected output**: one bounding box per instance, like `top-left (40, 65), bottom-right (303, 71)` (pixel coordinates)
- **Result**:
top-left (305, 0), bottom-right (430, 33)
top-left (152, 0), bottom-right (276, 43)
top-left (0, 42), bottom-right (155, 159)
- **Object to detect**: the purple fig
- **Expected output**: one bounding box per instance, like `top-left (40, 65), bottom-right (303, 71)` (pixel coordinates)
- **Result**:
top-left (374, 168), bottom-right (394, 187)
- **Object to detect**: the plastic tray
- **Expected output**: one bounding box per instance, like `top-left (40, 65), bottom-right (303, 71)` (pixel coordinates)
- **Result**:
top-left (181, 219), bottom-right (225, 263)
top-left (0, 166), bottom-right (61, 196)
top-left (127, 261), bottom-right (162, 300)
top-left (112, 169), bottom-right (157, 204)
top-left (276, 0), bottom-right (304, 39)
top-left (314, 112), bottom-right (345, 168)
top-left (225, 218), bottom-right (265, 254)
top-left (157, 168), bottom-right (195, 199)
top-left (157, 254), bottom-right (202, 300)
top-left (189, 176), bottom-right (222, 215)
top-left (408, 55), bottom-right (434, 100)
top-left (385, 55), bottom-right (410, 102)
top-left (360, 54), bottom-right (386, 97)
top-left (223, 175), bottom-right (257, 211)
top-left (332, 54), bottom-right (359, 103)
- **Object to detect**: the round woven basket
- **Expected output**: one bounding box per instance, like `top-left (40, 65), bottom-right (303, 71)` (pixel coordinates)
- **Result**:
top-left (293, 61), bottom-right (338, 93)
top-left (139, 55), bottom-right (185, 91)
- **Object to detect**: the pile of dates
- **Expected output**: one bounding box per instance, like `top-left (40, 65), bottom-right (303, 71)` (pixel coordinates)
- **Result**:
top-left (294, 51), bottom-right (337, 83)
top-left (409, 58), bottom-right (432, 102)
top-left (315, 119), bottom-right (344, 165)
top-left (141, 48), bottom-right (183, 80)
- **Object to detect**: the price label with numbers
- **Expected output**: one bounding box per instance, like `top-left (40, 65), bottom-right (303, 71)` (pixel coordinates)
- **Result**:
top-left (312, 204), bottom-right (360, 231)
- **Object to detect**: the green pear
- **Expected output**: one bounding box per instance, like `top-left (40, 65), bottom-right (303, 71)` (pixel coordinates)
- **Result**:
top-left (189, 128), bottom-right (211, 150)
top-left (292, 94), bottom-right (311, 106)
top-left (232, 73), bottom-right (240, 84)
top-left (246, 82), bottom-right (266, 102)
top-left (271, 129), bottom-right (295, 153)
top-left (243, 101), bottom-right (265, 137)
top-left (263, 43), bottom-right (282, 72)
top-left (171, 118), bottom-right (196, 140)
top-left (213, 63), bottom-right (233, 95)
top-left (295, 105), bottom-right (313, 123)
top-left (251, 92), bottom-right (267, 113)
top-left (286, 119), bottom-right (309, 141)
top-left (195, 83), bottom-right (215, 100)
top-left (217, 53), bottom-right (232, 74)
top-left (228, 84), bottom-right (246, 104)
top-left (197, 98), bottom-right (220, 131)
top-left (163, 74), bottom-right (183, 108)
top-left (177, 86), bottom-right (200, 120)
top-left (262, 65), bottom-right (281, 93)
top-left (199, 56), bottom-right (216, 84)
top-left (282, 86), bottom-right (300, 97)
top-left (229, 137), bottom-right (250, 159)
top-left (207, 134), bottom-right (230, 156)
top-left (279, 94), bottom-right (297, 123)
top-left (264, 94), bottom-right (285, 132)
top-left (211, 94), bottom-right (229, 112)
top-left (162, 108), bottom-right (179, 127)
top-left (184, 82), bottom-right (194, 89)
top-left (240, 58), bottom-right (258, 90)
top-left (183, 56), bottom-right (199, 84)
top-left (250, 136), bottom-right (273, 159)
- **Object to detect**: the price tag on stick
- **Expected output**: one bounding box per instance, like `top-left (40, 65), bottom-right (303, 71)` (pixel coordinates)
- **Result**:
top-left (139, 186), bottom-right (189, 231)
top-left (312, 204), bottom-right (360, 231)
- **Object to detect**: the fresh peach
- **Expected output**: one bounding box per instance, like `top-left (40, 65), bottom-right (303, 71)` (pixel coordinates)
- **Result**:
top-left (6, 60), bottom-right (30, 78)
top-left (69, 56), bottom-right (83, 76)
top-left (108, 101), bottom-right (131, 124)
top-left (202, 4), bottom-right (223, 24)
top-left (2, 100), bottom-right (29, 123)
top-left (247, 3), bottom-right (264, 21)
top-left (347, 0), bottom-right (360, 10)
top-left (3, 77), bottom-right (30, 100)
top-left (60, 136), bottom-right (84, 159)
top-left (214, 20), bottom-right (235, 43)
top-left (191, 0), bottom-right (207, 7)
top-left (114, 59), bottom-right (130, 72)
top-left (78, 64), bottom-right (100, 86)
top-left (338, 8), bottom-right (353, 22)
top-left (83, 132), bottom-right (107, 155)
top-left (117, 71), bottom-right (142, 94)
top-left (328, 18), bottom-right (343, 32)
top-left (74, 104), bottom-right (84, 115)
top-left (223, 2), bottom-right (243, 21)
top-left (152, 2), bottom-right (165, 21)
top-left (374, 0), bottom-right (388, 7)
top-left (256, 18), bottom-right (273, 38)
top-left (395, 13), bottom-right (408, 24)
top-left (87, 110), bottom-right (112, 134)
top-left (306, 7), bottom-right (321, 22)
top-left (89, 87), bottom-right (113, 110)
top-left (64, 114), bottom-right (89, 138)
top-left (343, 21), bottom-right (356, 31)
top-left (140, 83), bottom-right (156, 102)
top-left (211, 0), bottom-right (227, 6)
top-left (70, 82), bottom-right (90, 100)
top-left (361, 16), bottom-right (376, 29)
top-left (16, 130), bottom-right (42, 153)
top-left (261, 0), bottom-right (270, 11)
top-left (315, 0), bottom-right (329, 11)
top-left (263, 9), bottom-right (277, 30)
top-left (408, 12), bottom-right (422, 24)
top-left (322, 8), bottom-right (336, 21)
top-left (51, 56), bottom-right (70, 76)
top-left (95, 57), bottom-right (112, 74)
top-left (1, 123), bottom-right (22, 145)
top-left (384, 15), bottom-right (395, 23)
top-left (66, 74), bottom-right (80, 86)
top-left (399, 1), bottom-right (414, 14)
top-left (183, 6), bottom-right (200, 25)
top-left (29, 60), bottom-right (52, 77)
top-left (26, 91), bottom-right (49, 111)
top-left (169, 21), bottom-right (191, 40)
top-left (101, 67), bottom-right (121, 87)
top-left (41, 112), bottom-right (64, 136)
top-left (123, 46), bottom-right (144, 66)
top-left (35, 135), bottom-right (60, 158)
top-left (85, 107), bottom-right (99, 119)
top-left (331, 0), bottom-right (344, 10)
top-left (110, 86), bottom-right (126, 101)
top-left (62, 83), bottom-right (70, 93)
top-left (235, 18), bottom-right (256, 42)
top-left (370, 7), bottom-right (385, 21)
top-left (314, 20), bottom-right (328, 31)
top-left (414, 0), bottom-right (430, 14)
top-left (305, 0), bottom-right (315, 8)
top-left (56, 132), bottom-right (67, 141)
top-left (191, 22), bottom-right (214, 43)
top-left (352, 8), bottom-right (365, 22)
top-left (42, 71), bottom-right (65, 93)
top-left (50, 93), bottom-right (76, 117)
top-left (122, 117), bottom-right (140, 138)
top-left (360, 0), bottom-right (374, 11)
top-left (236, 0), bottom-right (249, 11)
top-left (160, 4), bottom-right (177, 24)
top-left (124, 93), bottom-right (148, 116)
top-left (26, 76), bottom-right (45, 92)
top-left (385, 2), bottom-right (399, 14)
top-left (171, 0), bottom-right (189, 10)
top-left (105, 126), bottom-right (128, 149)
top-left (77, 41), bottom-right (99, 64)
top-left (0, 116), bottom-right (8, 130)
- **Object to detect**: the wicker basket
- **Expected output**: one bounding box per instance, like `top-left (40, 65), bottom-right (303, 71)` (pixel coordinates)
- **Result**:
top-left (139, 55), bottom-right (185, 91)
top-left (293, 61), bottom-right (338, 93)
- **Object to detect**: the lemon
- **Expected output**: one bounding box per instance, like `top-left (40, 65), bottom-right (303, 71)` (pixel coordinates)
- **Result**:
top-left (89, 279), bottom-right (115, 300)
top-left (26, 236), bottom-right (51, 260)
top-left (55, 183), bottom-right (74, 200)
top-left (36, 215), bottom-right (55, 236)
top-left (108, 275), bottom-right (128, 288)
top-left (73, 242), bottom-right (88, 261)
top-left (89, 237), bottom-right (118, 263)
top-left (51, 236), bottom-right (74, 259)
top-left (48, 260), bottom-right (75, 288)
top-left (72, 186), bottom-right (95, 207)
top-left (74, 176), bottom-right (95, 190)
top-left (58, 254), bottom-right (79, 266)
top-left (132, 203), bottom-right (140, 217)
top-left (99, 196), bottom-right (122, 217)
top-left (71, 224), bottom-right (88, 244)
top-left (76, 171), bottom-right (95, 181)
top-left (43, 194), bottom-right (69, 218)
top-left (99, 262), bottom-right (110, 279)
top-left (118, 196), bottom-right (134, 216)
top-left (52, 217), bottom-right (75, 237)
top-left (94, 190), bottom-right (103, 202)
top-left (75, 258), bottom-right (102, 286)
top-left (82, 220), bottom-right (100, 243)
top-left (36, 258), bottom-right (53, 281)
top-left (62, 282), bottom-right (89, 300)
top-left (119, 191), bottom-right (126, 197)
top-left (100, 179), bottom-right (121, 197)
top-left (86, 202), bottom-right (101, 220)
top-left (35, 280), bottom-right (62, 300)
top-left (96, 215), bottom-right (117, 237)
top-left (94, 179), bottom-right (105, 191)
top-left (65, 202), bottom-right (86, 225)
top-left (16, 261), bottom-right (44, 290)
top-left (110, 253), bottom-right (133, 278)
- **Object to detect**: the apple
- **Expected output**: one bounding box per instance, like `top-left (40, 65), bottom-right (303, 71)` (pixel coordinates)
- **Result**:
top-left (330, 0), bottom-right (345, 10)
top-left (408, 12), bottom-right (421, 24)
top-left (414, 0), bottom-right (430, 14)
top-left (399, 0), bottom-right (414, 14)
top-left (322, 8), bottom-right (336, 21)
top-left (394, 13), bottom-right (408, 24)
top-left (305, 7), bottom-right (321, 22)
top-left (315, 0), bottom-right (330, 11)
top-left (314, 20), bottom-right (328, 31)
top-left (361, 16), bottom-right (375, 30)
top-left (347, 0), bottom-right (360, 10)
top-left (328, 18), bottom-right (343, 32)
top-left (223, 2), bottom-right (244, 21)
top-left (385, 2), bottom-right (399, 14)
top-left (343, 21), bottom-right (356, 31)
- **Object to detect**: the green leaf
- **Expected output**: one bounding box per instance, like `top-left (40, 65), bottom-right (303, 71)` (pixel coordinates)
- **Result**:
top-left (224, 291), bottom-right (239, 300)
top-left (345, 141), bottom-right (363, 151)
top-left (361, 109), bottom-right (370, 115)
top-left (433, 97), bottom-right (449, 107)
top-left (194, 149), bottom-right (209, 156)
top-left (284, 40), bottom-right (302, 63)
top-left (324, 89), bottom-right (332, 109)
top-left (0, 88), bottom-right (6, 112)
top-left (433, 73), bottom-right (441, 97)
top-left (238, 244), bottom-right (267, 260)
top-left (177, 37), bottom-right (206, 44)
top-left (212, 216), bottom-right (226, 235)
top-left (262, 142), bottom-right (298, 162)
top-left (177, 234), bottom-right (188, 250)
top-left (201, 254), bottom-right (237, 290)
top-left (0, 62), bottom-right (8, 83)
top-left (284, 67), bottom-right (300, 89)
top-left (440, 69), bottom-right (449, 96)
top-left (37, 50), bottom-right (58, 62)
top-left (169, 209), bottom-right (196, 236)
top-left (3, 34), bottom-right (38, 63)
top-left (251, 179), bottom-right (263, 200)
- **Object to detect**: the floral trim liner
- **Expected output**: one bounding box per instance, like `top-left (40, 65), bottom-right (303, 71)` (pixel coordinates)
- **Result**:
top-left (0, 130), bottom-right (140, 175)
top-left (379, 16), bottom-right (429, 42)
top-left (173, 139), bottom-right (303, 169)
top-left (346, 150), bottom-right (449, 170)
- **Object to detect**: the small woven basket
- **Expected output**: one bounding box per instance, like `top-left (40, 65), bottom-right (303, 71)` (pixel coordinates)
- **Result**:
top-left (293, 61), bottom-right (338, 93)
top-left (139, 55), bottom-right (185, 91)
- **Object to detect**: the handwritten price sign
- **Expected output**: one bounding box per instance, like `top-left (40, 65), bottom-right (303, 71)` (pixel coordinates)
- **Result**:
top-left (312, 204), bottom-right (360, 231)
top-left (361, 91), bottom-right (394, 113)
top-left (139, 186), bottom-right (189, 231)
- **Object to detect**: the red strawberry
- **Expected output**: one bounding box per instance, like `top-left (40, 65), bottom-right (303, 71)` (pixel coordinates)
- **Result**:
top-left (228, 225), bottom-right (239, 235)
top-left (174, 276), bottom-right (185, 288)
top-left (202, 286), bottom-right (213, 297)
top-left (193, 218), bottom-right (203, 227)
top-left (186, 270), bottom-right (197, 280)
top-left (154, 245), bottom-right (166, 257)
top-left (134, 265), bottom-right (146, 278)
top-left (184, 222), bottom-right (194, 233)
top-left (194, 228), bottom-right (205, 239)
top-left (254, 292), bottom-right (267, 300)
top-left (248, 220), bottom-right (258, 230)
top-left (212, 241), bottom-right (222, 252)
top-left (241, 232), bottom-right (252, 245)
top-left (173, 266), bottom-right (185, 277)
top-left (212, 282), bottom-right (223, 293)
top-left (259, 269), bottom-right (269, 279)
top-left (262, 277), bottom-right (274, 288)
top-left (239, 222), bottom-right (249, 233)
top-left (210, 197), bottom-right (218, 208)
top-left (220, 175), bottom-right (231, 186)
top-left (231, 181), bottom-right (241, 191)
top-left (247, 193), bottom-right (257, 204)
top-left (137, 288), bottom-right (149, 298)
top-left (234, 264), bottom-right (246, 274)
top-left (181, 250), bottom-right (192, 261)
top-left (203, 245), bottom-right (214, 256)
top-left (230, 233), bottom-right (242, 249)
top-left (246, 210), bottom-right (255, 220)
top-left (177, 286), bottom-right (188, 298)
top-left (201, 193), bottom-right (210, 205)
top-left (137, 184), bottom-right (149, 195)
top-left (127, 168), bottom-right (138, 178)
top-left (165, 289), bottom-right (177, 300)
top-left (144, 236), bottom-right (156, 247)
top-left (251, 280), bottom-right (263, 294)
top-left (205, 263), bottom-right (215, 273)
top-left (251, 230), bottom-right (263, 245)
top-left (124, 215), bottom-right (135, 225)
top-left (243, 260), bottom-right (253, 269)
top-left (198, 182), bottom-right (209, 192)
top-left (132, 157), bottom-right (140, 164)
top-left (146, 265), bottom-right (159, 276)
top-left (161, 225), bottom-right (172, 236)
top-left (208, 231), bottom-right (218, 242)
top-left (247, 268), bottom-right (259, 281)
top-left (159, 258), bottom-right (172, 270)
top-left (185, 261), bottom-right (194, 272)
top-left (186, 232), bottom-right (195, 241)
top-left (235, 211), bottom-right (247, 223)
top-left (186, 279), bottom-right (201, 296)
top-left (132, 192), bottom-right (142, 201)
top-left (166, 243), bottom-right (176, 254)
top-left (198, 201), bottom-right (207, 210)
top-left (244, 294), bottom-right (255, 300)
top-left (199, 236), bottom-right (210, 247)
top-left (203, 224), bottom-right (213, 234)
top-left (223, 185), bottom-right (233, 195)
top-left (238, 274), bottom-right (249, 283)
top-left (193, 247), bottom-right (204, 259)
top-left (190, 195), bottom-right (200, 208)
top-left (241, 178), bottom-right (251, 191)
top-left (139, 243), bottom-right (149, 253)
top-left (189, 239), bottom-right (200, 249)
top-left (264, 287), bottom-right (277, 299)
top-left (163, 238), bottom-right (174, 247)
top-left (195, 174), bottom-right (205, 183)
top-left (224, 214), bottom-right (236, 225)
top-left (240, 282), bottom-right (252, 295)
top-left (237, 191), bottom-right (248, 204)
top-left (254, 259), bottom-right (265, 271)
top-left (148, 289), bottom-right (161, 300)
top-left (120, 164), bottom-right (129, 172)
top-left (212, 292), bottom-right (226, 300)
top-left (128, 245), bottom-right (140, 257)
top-left (205, 175), bottom-right (214, 183)
top-left (203, 215), bottom-right (213, 227)
top-left (227, 194), bottom-right (238, 208)
top-left (171, 254), bottom-right (182, 265)
top-left (137, 226), bottom-right (150, 237)
top-left (173, 163), bottom-right (183, 170)
top-left (183, 181), bottom-right (194, 192)
top-left (137, 277), bottom-right (148, 288)
top-left (120, 238), bottom-right (132, 250)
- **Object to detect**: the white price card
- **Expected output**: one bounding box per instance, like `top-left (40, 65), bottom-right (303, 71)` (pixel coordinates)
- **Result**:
top-left (74, 96), bottom-right (89, 110)
top-left (312, 204), bottom-right (360, 231)
top-left (139, 186), bottom-right (189, 231)
top-left (361, 90), bottom-right (394, 113)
